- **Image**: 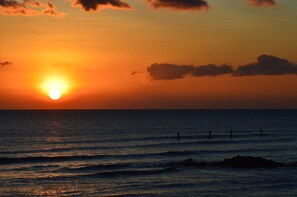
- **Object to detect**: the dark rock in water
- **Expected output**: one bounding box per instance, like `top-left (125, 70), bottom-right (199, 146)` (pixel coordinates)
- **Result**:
top-left (218, 156), bottom-right (284, 168)
top-left (287, 162), bottom-right (297, 167)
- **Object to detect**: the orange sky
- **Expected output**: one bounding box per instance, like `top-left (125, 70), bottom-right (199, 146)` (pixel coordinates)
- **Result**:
top-left (1, 0), bottom-right (297, 109)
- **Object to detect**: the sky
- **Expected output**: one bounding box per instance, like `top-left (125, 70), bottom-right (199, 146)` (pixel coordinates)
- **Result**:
top-left (1, 0), bottom-right (297, 109)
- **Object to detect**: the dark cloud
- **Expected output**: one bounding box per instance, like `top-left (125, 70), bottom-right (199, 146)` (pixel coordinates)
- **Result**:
top-left (0, 0), bottom-right (278, 16)
top-left (72, 0), bottom-right (131, 11)
top-left (148, 64), bottom-right (194, 80)
top-left (0, 61), bottom-right (12, 66)
top-left (42, 2), bottom-right (63, 16)
top-left (147, 63), bottom-right (233, 80)
top-left (0, 0), bottom-right (63, 16)
top-left (248, 0), bottom-right (276, 7)
top-left (147, 55), bottom-right (297, 80)
top-left (192, 64), bottom-right (233, 77)
top-left (146, 0), bottom-right (208, 11)
top-left (130, 71), bottom-right (138, 75)
top-left (234, 55), bottom-right (297, 76)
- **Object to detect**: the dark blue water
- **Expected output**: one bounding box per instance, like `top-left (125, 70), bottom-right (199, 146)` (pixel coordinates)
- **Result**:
top-left (0, 110), bottom-right (297, 196)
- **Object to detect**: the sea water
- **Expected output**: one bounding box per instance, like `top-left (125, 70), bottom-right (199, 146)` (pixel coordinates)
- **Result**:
top-left (0, 110), bottom-right (297, 196)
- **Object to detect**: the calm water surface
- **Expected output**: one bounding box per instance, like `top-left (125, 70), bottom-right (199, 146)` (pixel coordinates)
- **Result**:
top-left (0, 110), bottom-right (297, 196)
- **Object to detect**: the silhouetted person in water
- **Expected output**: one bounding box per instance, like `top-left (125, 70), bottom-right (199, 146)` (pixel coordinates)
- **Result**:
top-left (230, 129), bottom-right (233, 138)
top-left (260, 128), bottom-right (263, 137)
top-left (208, 131), bottom-right (212, 139)
top-left (177, 132), bottom-right (181, 141)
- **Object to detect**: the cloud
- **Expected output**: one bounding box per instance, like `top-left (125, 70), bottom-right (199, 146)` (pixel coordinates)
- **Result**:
top-left (147, 64), bottom-right (194, 80)
top-left (147, 63), bottom-right (233, 80)
top-left (72, 0), bottom-right (131, 11)
top-left (192, 64), bottom-right (233, 77)
top-left (146, 0), bottom-right (209, 11)
top-left (0, 61), bottom-right (12, 66)
top-left (130, 71), bottom-right (138, 75)
top-left (0, 0), bottom-right (64, 16)
top-left (234, 55), bottom-right (297, 76)
top-left (248, 0), bottom-right (276, 7)
top-left (42, 2), bottom-right (64, 16)
top-left (147, 55), bottom-right (297, 80)
top-left (0, 0), bottom-right (278, 16)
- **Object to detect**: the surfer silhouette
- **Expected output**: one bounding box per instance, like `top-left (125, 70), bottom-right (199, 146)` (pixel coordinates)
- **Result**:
top-left (230, 129), bottom-right (233, 138)
top-left (177, 132), bottom-right (181, 140)
top-left (208, 131), bottom-right (212, 139)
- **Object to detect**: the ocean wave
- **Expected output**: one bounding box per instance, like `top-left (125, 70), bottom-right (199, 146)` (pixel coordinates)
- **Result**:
top-left (0, 155), bottom-right (99, 164)
top-left (2, 136), bottom-right (291, 156)
top-left (4, 156), bottom-right (297, 182)
top-left (29, 167), bottom-right (179, 180)
top-left (54, 163), bottom-right (131, 172)
top-left (0, 150), bottom-right (199, 165)
top-left (77, 167), bottom-right (178, 178)
top-left (2, 151), bottom-right (296, 169)
top-left (159, 156), bottom-right (291, 169)
top-left (40, 132), bottom-right (279, 145)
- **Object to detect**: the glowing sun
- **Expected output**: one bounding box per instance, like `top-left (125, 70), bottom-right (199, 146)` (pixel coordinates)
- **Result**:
top-left (49, 89), bottom-right (62, 100)
top-left (41, 76), bottom-right (70, 101)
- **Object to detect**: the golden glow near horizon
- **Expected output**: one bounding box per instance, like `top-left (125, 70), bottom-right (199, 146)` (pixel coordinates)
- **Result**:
top-left (41, 77), bottom-right (69, 100)
top-left (1, 0), bottom-right (297, 109)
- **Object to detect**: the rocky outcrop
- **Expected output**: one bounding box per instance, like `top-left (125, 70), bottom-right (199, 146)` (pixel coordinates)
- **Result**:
top-left (217, 156), bottom-right (284, 168)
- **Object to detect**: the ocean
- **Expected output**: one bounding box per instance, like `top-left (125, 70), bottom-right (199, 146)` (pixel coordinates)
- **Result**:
top-left (0, 110), bottom-right (297, 196)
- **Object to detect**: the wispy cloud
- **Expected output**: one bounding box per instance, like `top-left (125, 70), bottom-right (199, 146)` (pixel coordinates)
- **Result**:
top-left (130, 71), bottom-right (138, 76)
top-left (146, 0), bottom-right (208, 11)
top-left (72, 0), bottom-right (131, 12)
top-left (0, 61), bottom-right (12, 67)
top-left (248, 0), bottom-right (276, 7)
top-left (42, 2), bottom-right (64, 16)
top-left (0, 0), bottom-right (64, 16)
top-left (147, 55), bottom-right (297, 80)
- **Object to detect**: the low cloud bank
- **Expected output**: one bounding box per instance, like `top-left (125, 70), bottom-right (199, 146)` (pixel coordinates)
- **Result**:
top-left (147, 63), bottom-right (232, 80)
top-left (147, 55), bottom-right (297, 80)
top-left (235, 55), bottom-right (297, 76)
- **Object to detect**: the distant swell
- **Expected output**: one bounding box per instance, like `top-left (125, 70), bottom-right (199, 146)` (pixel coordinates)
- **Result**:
top-left (0, 155), bottom-right (98, 164)
top-left (77, 167), bottom-right (178, 178)
top-left (54, 163), bottom-right (130, 172)
top-left (0, 150), bottom-right (198, 164)
top-left (2, 154), bottom-right (296, 170)
top-left (162, 156), bottom-right (287, 168)
top-left (4, 155), bottom-right (297, 182)
top-left (157, 150), bottom-right (197, 156)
